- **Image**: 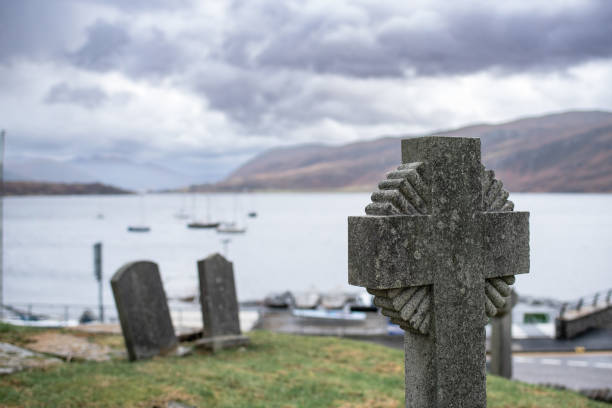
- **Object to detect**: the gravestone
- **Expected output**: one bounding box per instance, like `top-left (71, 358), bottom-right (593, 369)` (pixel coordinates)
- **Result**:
top-left (111, 261), bottom-right (178, 361)
top-left (196, 253), bottom-right (250, 351)
top-left (348, 136), bottom-right (529, 407)
top-left (490, 290), bottom-right (517, 379)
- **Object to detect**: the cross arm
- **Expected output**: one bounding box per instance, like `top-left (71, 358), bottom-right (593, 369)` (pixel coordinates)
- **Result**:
top-left (348, 215), bottom-right (434, 289)
top-left (480, 211), bottom-right (530, 279)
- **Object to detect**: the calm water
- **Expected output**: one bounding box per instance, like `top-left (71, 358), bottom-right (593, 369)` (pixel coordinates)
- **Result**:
top-left (4, 193), bottom-right (611, 307)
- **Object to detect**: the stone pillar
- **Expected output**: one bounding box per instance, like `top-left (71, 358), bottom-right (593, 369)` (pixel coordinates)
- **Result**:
top-left (490, 291), bottom-right (516, 378)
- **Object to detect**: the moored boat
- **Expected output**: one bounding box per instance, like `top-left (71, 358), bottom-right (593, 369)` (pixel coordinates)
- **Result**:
top-left (216, 222), bottom-right (246, 234)
top-left (127, 225), bottom-right (150, 232)
top-left (292, 308), bottom-right (367, 322)
top-left (187, 221), bottom-right (220, 229)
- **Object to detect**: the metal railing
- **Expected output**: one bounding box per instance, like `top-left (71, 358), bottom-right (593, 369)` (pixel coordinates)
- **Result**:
top-left (558, 288), bottom-right (612, 319)
top-left (0, 301), bottom-right (203, 328)
top-left (1, 302), bottom-right (119, 325)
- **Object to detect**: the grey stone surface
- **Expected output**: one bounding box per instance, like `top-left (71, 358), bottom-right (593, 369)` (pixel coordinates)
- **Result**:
top-left (348, 136), bottom-right (530, 407)
top-left (111, 261), bottom-right (177, 361)
top-left (195, 334), bottom-right (250, 352)
top-left (490, 291), bottom-right (517, 379)
top-left (197, 253), bottom-right (249, 351)
top-left (0, 342), bottom-right (62, 375)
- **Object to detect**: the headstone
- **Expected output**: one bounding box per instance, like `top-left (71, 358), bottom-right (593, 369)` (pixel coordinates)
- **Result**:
top-left (490, 290), bottom-right (517, 379)
top-left (196, 253), bottom-right (250, 351)
top-left (111, 261), bottom-right (178, 361)
top-left (348, 136), bottom-right (530, 407)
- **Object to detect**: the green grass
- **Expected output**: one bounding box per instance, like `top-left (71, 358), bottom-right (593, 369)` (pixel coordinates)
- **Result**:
top-left (0, 327), bottom-right (607, 408)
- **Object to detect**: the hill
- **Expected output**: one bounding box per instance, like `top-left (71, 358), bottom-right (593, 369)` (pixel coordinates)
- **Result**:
top-left (214, 110), bottom-right (612, 192)
top-left (3, 181), bottom-right (132, 196)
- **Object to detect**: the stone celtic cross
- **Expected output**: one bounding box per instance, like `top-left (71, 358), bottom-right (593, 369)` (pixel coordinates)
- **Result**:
top-left (348, 136), bottom-right (529, 407)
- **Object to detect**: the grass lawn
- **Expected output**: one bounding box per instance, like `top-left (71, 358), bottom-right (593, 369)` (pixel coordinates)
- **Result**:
top-left (0, 324), bottom-right (607, 408)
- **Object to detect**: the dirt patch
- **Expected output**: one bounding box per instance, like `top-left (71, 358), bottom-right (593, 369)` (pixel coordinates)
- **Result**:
top-left (373, 361), bottom-right (403, 374)
top-left (139, 386), bottom-right (196, 408)
top-left (69, 323), bottom-right (121, 335)
top-left (336, 396), bottom-right (400, 408)
top-left (26, 332), bottom-right (112, 362)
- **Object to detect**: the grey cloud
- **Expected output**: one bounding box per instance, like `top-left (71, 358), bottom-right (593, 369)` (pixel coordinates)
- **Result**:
top-left (84, 0), bottom-right (192, 12)
top-left (189, 0), bottom-right (612, 128)
top-left (69, 21), bottom-right (186, 77)
top-left (231, 1), bottom-right (612, 78)
top-left (44, 82), bottom-right (108, 109)
top-left (69, 21), bottom-right (130, 71)
top-left (5, 0), bottom-right (612, 158)
top-left (0, 0), bottom-right (80, 62)
top-left (193, 67), bottom-right (302, 129)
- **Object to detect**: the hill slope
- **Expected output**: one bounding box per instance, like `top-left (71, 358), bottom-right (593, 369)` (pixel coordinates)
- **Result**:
top-left (217, 111), bottom-right (612, 192)
top-left (4, 181), bottom-right (132, 196)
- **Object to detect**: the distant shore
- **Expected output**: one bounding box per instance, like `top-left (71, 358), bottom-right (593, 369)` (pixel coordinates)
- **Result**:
top-left (3, 181), bottom-right (132, 196)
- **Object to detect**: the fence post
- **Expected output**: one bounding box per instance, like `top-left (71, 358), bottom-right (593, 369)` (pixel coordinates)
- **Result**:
top-left (559, 303), bottom-right (567, 318)
top-left (94, 242), bottom-right (103, 322)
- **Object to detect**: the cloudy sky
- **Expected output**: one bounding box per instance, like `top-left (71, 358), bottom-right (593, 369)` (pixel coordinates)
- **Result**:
top-left (2, 0), bottom-right (612, 181)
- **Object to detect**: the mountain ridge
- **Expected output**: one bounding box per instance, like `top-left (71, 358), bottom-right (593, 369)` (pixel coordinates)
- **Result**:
top-left (212, 110), bottom-right (612, 193)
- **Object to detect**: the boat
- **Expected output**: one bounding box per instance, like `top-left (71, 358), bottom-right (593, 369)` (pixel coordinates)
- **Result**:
top-left (127, 225), bottom-right (150, 233)
top-left (127, 193), bottom-right (151, 232)
top-left (187, 194), bottom-right (221, 229)
top-left (216, 222), bottom-right (246, 234)
top-left (175, 210), bottom-right (190, 220)
top-left (174, 194), bottom-right (190, 219)
top-left (292, 308), bottom-right (367, 322)
top-left (349, 290), bottom-right (377, 312)
top-left (294, 291), bottom-right (321, 309)
top-left (264, 291), bottom-right (295, 309)
top-left (188, 221), bottom-right (220, 229)
top-left (248, 211), bottom-right (257, 218)
top-left (320, 292), bottom-right (353, 309)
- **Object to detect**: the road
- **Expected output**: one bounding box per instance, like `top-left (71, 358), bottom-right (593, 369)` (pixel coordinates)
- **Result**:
top-left (512, 353), bottom-right (612, 390)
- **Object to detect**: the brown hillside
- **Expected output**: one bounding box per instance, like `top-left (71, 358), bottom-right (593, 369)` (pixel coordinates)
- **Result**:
top-left (215, 110), bottom-right (612, 192)
top-left (4, 181), bottom-right (132, 196)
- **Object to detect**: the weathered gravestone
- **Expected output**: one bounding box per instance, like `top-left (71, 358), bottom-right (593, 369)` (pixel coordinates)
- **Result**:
top-left (348, 136), bottom-right (529, 407)
top-left (195, 253), bottom-right (250, 351)
top-left (111, 261), bottom-right (178, 361)
top-left (490, 290), bottom-right (517, 379)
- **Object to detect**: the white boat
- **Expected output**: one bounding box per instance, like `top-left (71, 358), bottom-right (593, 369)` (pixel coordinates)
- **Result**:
top-left (321, 292), bottom-right (353, 309)
top-left (128, 193), bottom-right (151, 233)
top-left (292, 309), bottom-right (367, 322)
top-left (174, 210), bottom-right (190, 220)
top-left (294, 291), bottom-right (320, 309)
top-left (216, 222), bottom-right (246, 234)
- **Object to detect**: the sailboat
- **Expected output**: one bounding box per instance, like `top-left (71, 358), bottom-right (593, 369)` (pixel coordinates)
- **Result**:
top-left (246, 189), bottom-right (258, 218)
top-left (127, 193), bottom-right (151, 233)
top-left (216, 222), bottom-right (246, 234)
top-left (187, 194), bottom-right (220, 229)
top-left (174, 194), bottom-right (190, 219)
top-left (217, 194), bottom-right (247, 234)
